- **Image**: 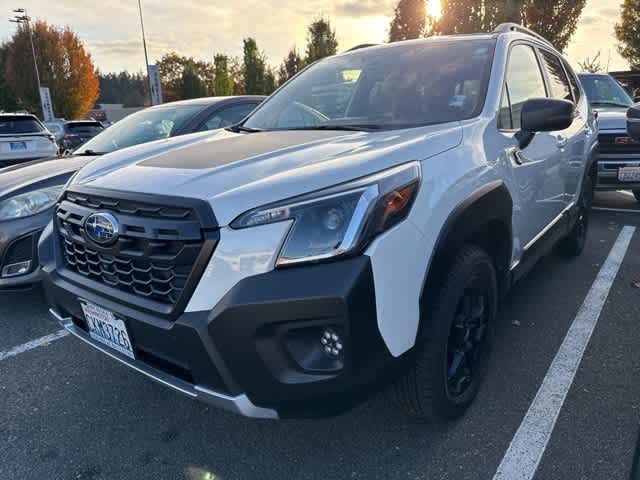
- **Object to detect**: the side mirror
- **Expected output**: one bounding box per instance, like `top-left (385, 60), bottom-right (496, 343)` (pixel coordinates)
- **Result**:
top-left (516, 98), bottom-right (574, 149)
top-left (627, 103), bottom-right (640, 141)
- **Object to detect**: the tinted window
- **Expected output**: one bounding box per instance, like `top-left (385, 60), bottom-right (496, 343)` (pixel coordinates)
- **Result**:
top-left (503, 45), bottom-right (547, 130)
top-left (244, 40), bottom-right (495, 131)
top-left (563, 60), bottom-right (581, 102)
top-left (539, 50), bottom-right (572, 101)
top-left (77, 105), bottom-right (204, 154)
top-left (68, 123), bottom-right (103, 135)
top-left (199, 103), bottom-right (258, 131)
top-left (0, 116), bottom-right (44, 134)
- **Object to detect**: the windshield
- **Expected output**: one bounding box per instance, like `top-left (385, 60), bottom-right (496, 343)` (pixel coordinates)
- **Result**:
top-left (0, 116), bottom-right (45, 135)
top-left (77, 104), bottom-right (204, 154)
top-left (579, 75), bottom-right (633, 108)
top-left (243, 40), bottom-right (495, 131)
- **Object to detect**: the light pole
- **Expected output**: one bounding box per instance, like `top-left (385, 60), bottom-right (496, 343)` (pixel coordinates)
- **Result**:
top-left (9, 8), bottom-right (41, 92)
top-left (137, 0), bottom-right (152, 103)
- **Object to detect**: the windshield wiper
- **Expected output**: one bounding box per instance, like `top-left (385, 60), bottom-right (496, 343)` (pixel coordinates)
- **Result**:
top-left (75, 149), bottom-right (107, 156)
top-left (591, 101), bottom-right (631, 108)
top-left (227, 124), bottom-right (263, 133)
top-left (281, 124), bottom-right (384, 132)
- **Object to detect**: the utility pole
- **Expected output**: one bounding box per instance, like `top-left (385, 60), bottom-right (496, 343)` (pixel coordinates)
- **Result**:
top-left (9, 8), bottom-right (41, 91)
top-left (137, 0), bottom-right (152, 103)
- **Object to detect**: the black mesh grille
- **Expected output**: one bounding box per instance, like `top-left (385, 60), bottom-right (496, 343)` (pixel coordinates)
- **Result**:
top-left (599, 133), bottom-right (640, 155)
top-left (56, 193), bottom-right (208, 310)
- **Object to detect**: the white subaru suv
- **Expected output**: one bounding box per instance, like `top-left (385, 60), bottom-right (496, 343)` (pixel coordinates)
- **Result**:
top-left (41, 24), bottom-right (597, 420)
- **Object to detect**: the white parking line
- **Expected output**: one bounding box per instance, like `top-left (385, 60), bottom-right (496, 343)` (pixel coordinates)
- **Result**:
top-left (0, 329), bottom-right (69, 362)
top-left (493, 225), bottom-right (636, 480)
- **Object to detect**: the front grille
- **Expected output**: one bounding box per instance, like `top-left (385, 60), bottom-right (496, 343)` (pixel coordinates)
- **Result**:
top-left (599, 133), bottom-right (640, 155)
top-left (56, 192), bottom-right (212, 311)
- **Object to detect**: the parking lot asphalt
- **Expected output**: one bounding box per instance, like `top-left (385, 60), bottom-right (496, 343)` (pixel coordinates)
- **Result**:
top-left (1, 191), bottom-right (640, 480)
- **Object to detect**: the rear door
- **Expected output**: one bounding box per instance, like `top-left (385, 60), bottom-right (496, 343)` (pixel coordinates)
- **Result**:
top-left (537, 48), bottom-right (586, 207)
top-left (499, 43), bottom-right (563, 248)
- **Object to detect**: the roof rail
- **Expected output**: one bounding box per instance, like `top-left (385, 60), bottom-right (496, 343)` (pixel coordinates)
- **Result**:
top-left (494, 23), bottom-right (553, 48)
top-left (346, 43), bottom-right (379, 52)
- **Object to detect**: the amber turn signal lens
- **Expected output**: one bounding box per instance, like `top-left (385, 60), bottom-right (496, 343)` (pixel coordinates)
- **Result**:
top-left (383, 185), bottom-right (416, 220)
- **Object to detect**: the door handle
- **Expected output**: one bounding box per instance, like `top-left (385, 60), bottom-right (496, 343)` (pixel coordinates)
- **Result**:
top-left (556, 135), bottom-right (568, 149)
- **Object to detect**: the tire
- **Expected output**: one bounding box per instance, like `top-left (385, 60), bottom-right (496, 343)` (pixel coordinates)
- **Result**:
top-left (390, 245), bottom-right (497, 422)
top-left (558, 175), bottom-right (593, 257)
top-left (633, 190), bottom-right (640, 203)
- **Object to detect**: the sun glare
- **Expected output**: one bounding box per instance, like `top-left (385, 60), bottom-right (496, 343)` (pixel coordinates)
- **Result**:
top-left (427, 0), bottom-right (442, 19)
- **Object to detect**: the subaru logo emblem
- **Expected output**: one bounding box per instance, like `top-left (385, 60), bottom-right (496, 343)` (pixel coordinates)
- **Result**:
top-left (84, 212), bottom-right (119, 245)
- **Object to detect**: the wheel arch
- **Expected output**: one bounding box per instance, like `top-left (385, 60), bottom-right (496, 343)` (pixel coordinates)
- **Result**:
top-left (418, 181), bottom-right (514, 330)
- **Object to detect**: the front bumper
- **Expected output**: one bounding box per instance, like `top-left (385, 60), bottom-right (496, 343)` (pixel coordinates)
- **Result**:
top-left (0, 211), bottom-right (50, 289)
top-left (596, 158), bottom-right (640, 192)
top-left (43, 255), bottom-right (400, 419)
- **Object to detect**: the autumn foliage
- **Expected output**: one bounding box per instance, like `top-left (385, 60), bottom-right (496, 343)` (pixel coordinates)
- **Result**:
top-left (4, 21), bottom-right (99, 119)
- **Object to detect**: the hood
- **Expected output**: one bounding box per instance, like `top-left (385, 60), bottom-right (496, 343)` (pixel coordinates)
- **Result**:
top-left (73, 124), bottom-right (463, 226)
top-left (0, 155), bottom-right (96, 201)
top-left (595, 108), bottom-right (629, 132)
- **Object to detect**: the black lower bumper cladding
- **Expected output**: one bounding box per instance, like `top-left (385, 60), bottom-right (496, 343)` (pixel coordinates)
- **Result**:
top-left (43, 251), bottom-right (403, 418)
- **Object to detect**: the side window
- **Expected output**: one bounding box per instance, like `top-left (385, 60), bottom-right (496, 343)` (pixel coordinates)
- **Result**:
top-left (562, 59), bottom-right (581, 103)
top-left (199, 103), bottom-right (258, 132)
top-left (502, 44), bottom-right (547, 130)
top-left (539, 50), bottom-right (572, 102)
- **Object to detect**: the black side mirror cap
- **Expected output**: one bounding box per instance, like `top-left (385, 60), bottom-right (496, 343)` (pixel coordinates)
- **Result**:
top-left (516, 98), bottom-right (574, 149)
top-left (627, 103), bottom-right (640, 141)
top-left (521, 98), bottom-right (574, 132)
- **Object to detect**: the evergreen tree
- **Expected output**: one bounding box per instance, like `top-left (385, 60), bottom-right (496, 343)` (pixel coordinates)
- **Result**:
top-left (305, 18), bottom-right (338, 64)
top-left (213, 54), bottom-right (234, 96)
top-left (277, 48), bottom-right (304, 86)
top-left (389, 0), bottom-right (429, 42)
top-left (243, 38), bottom-right (267, 94)
top-left (180, 65), bottom-right (208, 99)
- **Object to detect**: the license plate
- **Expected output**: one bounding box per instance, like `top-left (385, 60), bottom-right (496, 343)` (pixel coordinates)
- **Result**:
top-left (618, 167), bottom-right (640, 182)
top-left (10, 142), bottom-right (27, 151)
top-left (80, 301), bottom-right (134, 359)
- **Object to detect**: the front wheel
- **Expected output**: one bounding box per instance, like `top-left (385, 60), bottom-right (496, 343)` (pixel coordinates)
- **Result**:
top-left (558, 175), bottom-right (593, 257)
top-left (390, 245), bottom-right (497, 422)
top-left (633, 190), bottom-right (640, 203)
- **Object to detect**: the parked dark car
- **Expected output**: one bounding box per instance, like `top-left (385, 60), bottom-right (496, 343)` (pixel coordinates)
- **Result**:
top-left (0, 96), bottom-right (264, 289)
top-left (578, 73), bottom-right (640, 200)
top-left (60, 120), bottom-right (105, 151)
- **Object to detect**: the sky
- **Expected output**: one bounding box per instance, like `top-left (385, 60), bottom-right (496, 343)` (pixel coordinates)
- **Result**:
top-left (0, 0), bottom-right (628, 74)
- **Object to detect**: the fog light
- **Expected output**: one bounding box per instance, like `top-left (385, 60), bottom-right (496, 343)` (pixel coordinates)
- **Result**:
top-left (321, 329), bottom-right (343, 358)
top-left (1, 261), bottom-right (31, 278)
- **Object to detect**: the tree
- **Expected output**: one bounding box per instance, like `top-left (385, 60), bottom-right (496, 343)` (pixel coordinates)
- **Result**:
top-left (243, 38), bottom-right (267, 94)
top-left (158, 52), bottom-right (214, 101)
top-left (0, 43), bottom-right (20, 112)
top-left (578, 51), bottom-right (603, 73)
top-left (180, 65), bottom-right (208, 99)
top-left (4, 21), bottom-right (99, 119)
top-left (305, 18), bottom-right (338, 64)
top-left (264, 68), bottom-right (277, 94)
top-left (615, 0), bottom-right (640, 70)
top-left (277, 48), bottom-right (304, 86)
top-left (389, 0), bottom-right (434, 42)
top-left (213, 54), bottom-right (234, 96)
top-left (435, 0), bottom-right (586, 52)
top-left (98, 71), bottom-right (146, 105)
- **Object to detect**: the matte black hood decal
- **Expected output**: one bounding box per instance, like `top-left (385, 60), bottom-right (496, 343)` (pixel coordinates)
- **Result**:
top-left (138, 130), bottom-right (350, 170)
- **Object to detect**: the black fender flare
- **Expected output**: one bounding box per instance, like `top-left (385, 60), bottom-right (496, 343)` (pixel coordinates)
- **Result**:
top-left (418, 180), bottom-right (514, 316)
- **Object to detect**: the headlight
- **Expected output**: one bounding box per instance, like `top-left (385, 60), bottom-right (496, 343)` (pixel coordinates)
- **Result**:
top-left (0, 186), bottom-right (63, 221)
top-left (232, 162), bottom-right (421, 266)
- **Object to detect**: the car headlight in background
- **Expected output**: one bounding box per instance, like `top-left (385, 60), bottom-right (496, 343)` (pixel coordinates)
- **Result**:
top-left (0, 186), bottom-right (63, 221)
top-left (232, 162), bottom-right (421, 266)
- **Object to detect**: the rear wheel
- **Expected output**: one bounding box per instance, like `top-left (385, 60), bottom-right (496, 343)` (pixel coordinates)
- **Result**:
top-left (390, 245), bottom-right (497, 422)
top-left (633, 190), bottom-right (640, 203)
top-left (558, 175), bottom-right (593, 257)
